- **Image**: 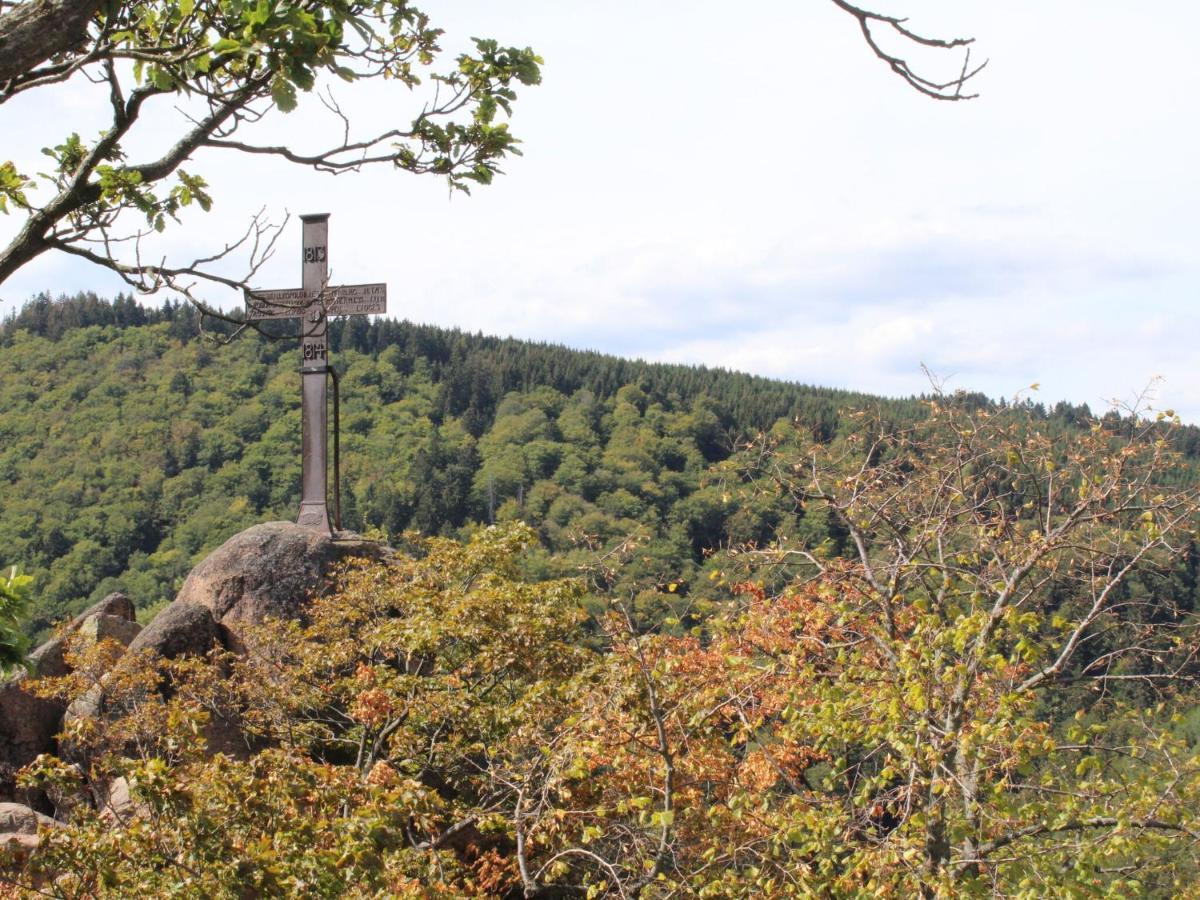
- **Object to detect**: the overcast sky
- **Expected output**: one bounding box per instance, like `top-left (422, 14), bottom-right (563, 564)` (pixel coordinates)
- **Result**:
top-left (2, 1), bottom-right (1197, 419)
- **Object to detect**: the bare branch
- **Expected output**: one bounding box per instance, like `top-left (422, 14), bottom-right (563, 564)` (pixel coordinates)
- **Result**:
top-left (829, 0), bottom-right (987, 100)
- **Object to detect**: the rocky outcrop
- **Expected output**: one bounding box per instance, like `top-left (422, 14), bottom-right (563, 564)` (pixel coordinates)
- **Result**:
top-left (125, 602), bottom-right (220, 661)
top-left (98, 777), bottom-right (149, 825)
top-left (78, 613), bottom-right (141, 649)
top-left (24, 643), bottom-right (68, 681)
top-left (2, 595), bottom-right (143, 804)
top-left (0, 801), bottom-right (60, 857)
top-left (172, 522), bottom-right (387, 650)
top-left (0, 673), bottom-right (63, 804)
top-left (70, 592), bottom-right (136, 627)
top-left (2, 524), bottom-right (387, 809)
top-left (61, 683), bottom-right (103, 731)
top-left (26, 592), bottom-right (139, 679)
top-left (0, 802), bottom-right (57, 835)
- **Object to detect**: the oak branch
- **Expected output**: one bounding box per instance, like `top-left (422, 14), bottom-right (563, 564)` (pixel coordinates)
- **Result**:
top-left (0, 0), bottom-right (982, 315)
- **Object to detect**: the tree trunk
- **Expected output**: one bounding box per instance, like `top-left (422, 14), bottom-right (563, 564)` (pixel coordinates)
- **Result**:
top-left (0, 0), bottom-right (101, 86)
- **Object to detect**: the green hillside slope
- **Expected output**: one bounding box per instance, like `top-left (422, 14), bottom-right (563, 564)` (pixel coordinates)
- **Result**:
top-left (2, 292), bottom-right (1189, 636)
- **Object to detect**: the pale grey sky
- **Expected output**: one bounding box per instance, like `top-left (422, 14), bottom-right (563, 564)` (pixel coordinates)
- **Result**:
top-left (2, 1), bottom-right (1197, 418)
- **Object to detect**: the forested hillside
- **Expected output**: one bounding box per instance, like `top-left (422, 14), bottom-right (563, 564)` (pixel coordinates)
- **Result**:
top-left (7, 294), bottom-right (1200, 895)
top-left (0, 293), bottom-right (869, 633)
top-left (2, 292), bottom-right (1194, 637)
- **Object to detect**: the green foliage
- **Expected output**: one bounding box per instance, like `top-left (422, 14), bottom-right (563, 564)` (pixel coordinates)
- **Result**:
top-left (4, 292), bottom-right (1199, 654)
top-left (8, 467), bottom-right (1200, 896)
top-left (0, 293), bottom-right (889, 636)
top-left (0, 566), bottom-right (33, 673)
top-left (15, 524), bottom-right (592, 896)
top-left (0, 160), bottom-right (32, 214)
top-left (0, 0), bottom-right (542, 288)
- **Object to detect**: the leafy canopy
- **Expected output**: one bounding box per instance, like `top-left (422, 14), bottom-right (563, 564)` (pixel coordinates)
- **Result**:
top-left (10, 392), bottom-right (1200, 896)
top-left (0, 566), bottom-right (34, 673)
top-left (0, 0), bottom-right (983, 299)
top-left (0, 0), bottom-right (541, 297)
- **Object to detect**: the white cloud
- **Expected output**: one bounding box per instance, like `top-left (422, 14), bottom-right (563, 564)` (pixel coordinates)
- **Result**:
top-left (2, 0), bottom-right (1198, 418)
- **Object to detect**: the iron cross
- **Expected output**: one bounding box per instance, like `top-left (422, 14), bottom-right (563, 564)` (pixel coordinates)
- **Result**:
top-left (245, 213), bottom-right (387, 534)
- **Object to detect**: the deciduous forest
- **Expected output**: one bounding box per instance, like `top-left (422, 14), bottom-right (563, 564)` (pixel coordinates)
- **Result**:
top-left (3, 293), bottom-right (1200, 896)
top-left (0, 292), bottom-right (910, 635)
top-left (7, 293), bottom-right (1182, 636)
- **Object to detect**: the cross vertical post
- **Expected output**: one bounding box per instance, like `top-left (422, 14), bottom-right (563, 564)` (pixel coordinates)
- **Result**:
top-left (245, 214), bottom-right (387, 536)
top-left (297, 213), bottom-right (331, 532)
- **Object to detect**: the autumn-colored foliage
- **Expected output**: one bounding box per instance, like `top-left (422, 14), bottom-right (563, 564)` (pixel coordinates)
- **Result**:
top-left (6, 397), bottom-right (1200, 897)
